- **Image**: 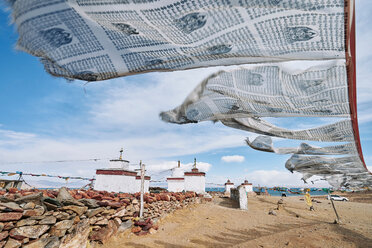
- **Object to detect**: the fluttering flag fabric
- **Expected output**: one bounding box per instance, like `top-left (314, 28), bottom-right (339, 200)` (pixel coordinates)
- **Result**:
top-left (9, 0), bottom-right (346, 81)
top-left (159, 60), bottom-right (371, 187)
top-left (246, 136), bottom-right (357, 155)
top-left (159, 0), bottom-right (370, 188)
top-left (6, 0), bottom-right (370, 188)
top-left (161, 61), bottom-right (349, 121)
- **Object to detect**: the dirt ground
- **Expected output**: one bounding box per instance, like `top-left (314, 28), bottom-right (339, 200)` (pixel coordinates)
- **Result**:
top-left (101, 194), bottom-right (372, 248)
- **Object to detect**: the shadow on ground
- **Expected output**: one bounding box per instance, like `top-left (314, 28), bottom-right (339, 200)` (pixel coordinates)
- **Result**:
top-left (330, 225), bottom-right (372, 248)
top-left (215, 197), bottom-right (240, 209)
top-left (187, 222), bottom-right (316, 248)
top-left (124, 221), bottom-right (372, 248)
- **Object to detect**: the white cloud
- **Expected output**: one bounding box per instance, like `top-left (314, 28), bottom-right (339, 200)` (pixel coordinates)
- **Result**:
top-left (88, 67), bottom-right (230, 130)
top-left (0, 129), bottom-right (37, 147)
top-left (221, 155), bottom-right (245, 163)
top-left (0, 127), bottom-right (244, 164)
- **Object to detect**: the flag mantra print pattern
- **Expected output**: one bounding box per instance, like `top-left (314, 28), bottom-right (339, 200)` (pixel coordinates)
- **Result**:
top-left (7, 0), bottom-right (371, 188)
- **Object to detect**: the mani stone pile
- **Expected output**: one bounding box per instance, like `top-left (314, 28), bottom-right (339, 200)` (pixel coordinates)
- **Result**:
top-left (0, 187), bottom-right (199, 248)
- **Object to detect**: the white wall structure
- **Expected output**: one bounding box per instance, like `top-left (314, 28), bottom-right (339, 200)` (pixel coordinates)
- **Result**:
top-left (231, 185), bottom-right (248, 210)
top-left (167, 160), bottom-right (206, 194)
top-left (109, 159), bottom-right (130, 169)
top-left (94, 169), bottom-right (138, 193)
top-left (167, 161), bottom-right (185, 192)
top-left (241, 180), bottom-right (253, 192)
top-left (94, 151), bottom-right (151, 193)
top-left (184, 167), bottom-right (206, 194)
top-left (171, 166), bottom-right (184, 178)
top-left (224, 179), bottom-right (234, 195)
top-left (167, 178), bottom-right (185, 192)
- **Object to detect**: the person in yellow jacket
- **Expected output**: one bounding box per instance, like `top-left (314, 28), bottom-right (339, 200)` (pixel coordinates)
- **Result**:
top-left (305, 189), bottom-right (314, 211)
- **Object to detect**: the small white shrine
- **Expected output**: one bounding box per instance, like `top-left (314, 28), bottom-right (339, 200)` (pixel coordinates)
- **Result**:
top-left (224, 179), bottom-right (234, 195)
top-left (167, 159), bottom-right (206, 194)
top-left (241, 180), bottom-right (253, 192)
top-left (94, 149), bottom-right (150, 193)
top-left (167, 161), bottom-right (185, 192)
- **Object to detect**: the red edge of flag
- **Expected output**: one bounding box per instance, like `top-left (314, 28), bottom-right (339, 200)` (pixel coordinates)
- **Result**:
top-left (346, 0), bottom-right (370, 173)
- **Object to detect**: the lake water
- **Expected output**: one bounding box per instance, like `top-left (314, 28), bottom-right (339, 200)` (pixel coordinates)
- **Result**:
top-left (206, 187), bottom-right (329, 197)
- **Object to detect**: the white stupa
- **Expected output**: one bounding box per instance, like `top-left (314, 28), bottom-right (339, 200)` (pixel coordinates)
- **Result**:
top-left (184, 158), bottom-right (205, 194)
top-left (241, 180), bottom-right (253, 192)
top-left (224, 179), bottom-right (234, 195)
top-left (94, 148), bottom-right (150, 193)
top-left (166, 161), bottom-right (185, 192)
top-left (167, 158), bottom-right (206, 194)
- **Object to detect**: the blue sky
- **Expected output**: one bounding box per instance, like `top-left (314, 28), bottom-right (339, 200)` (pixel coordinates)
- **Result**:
top-left (0, 1), bottom-right (371, 188)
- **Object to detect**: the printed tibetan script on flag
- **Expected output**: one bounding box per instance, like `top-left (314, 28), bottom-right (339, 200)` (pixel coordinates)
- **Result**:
top-left (10, 0), bottom-right (345, 80)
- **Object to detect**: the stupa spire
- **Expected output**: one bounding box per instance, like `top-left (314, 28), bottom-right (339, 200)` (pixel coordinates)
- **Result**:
top-left (119, 148), bottom-right (123, 160)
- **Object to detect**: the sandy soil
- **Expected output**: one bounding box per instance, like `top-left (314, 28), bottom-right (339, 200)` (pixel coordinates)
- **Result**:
top-left (101, 194), bottom-right (372, 248)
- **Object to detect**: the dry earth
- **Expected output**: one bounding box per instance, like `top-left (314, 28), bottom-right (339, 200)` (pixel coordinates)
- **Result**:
top-left (101, 194), bottom-right (372, 248)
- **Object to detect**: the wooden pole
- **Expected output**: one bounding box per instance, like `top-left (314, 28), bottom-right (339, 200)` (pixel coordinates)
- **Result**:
top-left (328, 192), bottom-right (340, 223)
top-left (139, 161), bottom-right (145, 218)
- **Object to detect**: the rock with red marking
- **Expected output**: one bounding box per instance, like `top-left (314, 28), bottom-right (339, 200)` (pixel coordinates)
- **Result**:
top-left (131, 226), bottom-right (141, 233)
top-left (91, 195), bottom-right (102, 201)
top-left (136, 231), bottom-right (148, 236)
top-left (102, 196), bottom-right (114, 201)
top-left (142, 223), bottom-right (152, 231)
top-left (120, 198), bottom-right (131, 205)
top-left (8, 188), bottom-right (18, 194)
top-left (97, 201), bottom-right (109, 207)
top-left (160, 194), bottom-right (170, 201)
top-left (74, 194), bottom-right (83, 200)
top-left (0, 213), bottom-right (22, 222)
top-left (108, 202), bottom-right (121, 209)
top-left (134, 221), bottom-right (147, 227)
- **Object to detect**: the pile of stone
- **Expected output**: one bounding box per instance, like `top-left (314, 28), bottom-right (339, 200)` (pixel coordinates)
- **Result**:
top-left (276, 199), bottom-right (285, 210)
top-left (0, 188), bottom-right (199, 247)
top-left (130, 218), bottom-right (158, 236)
